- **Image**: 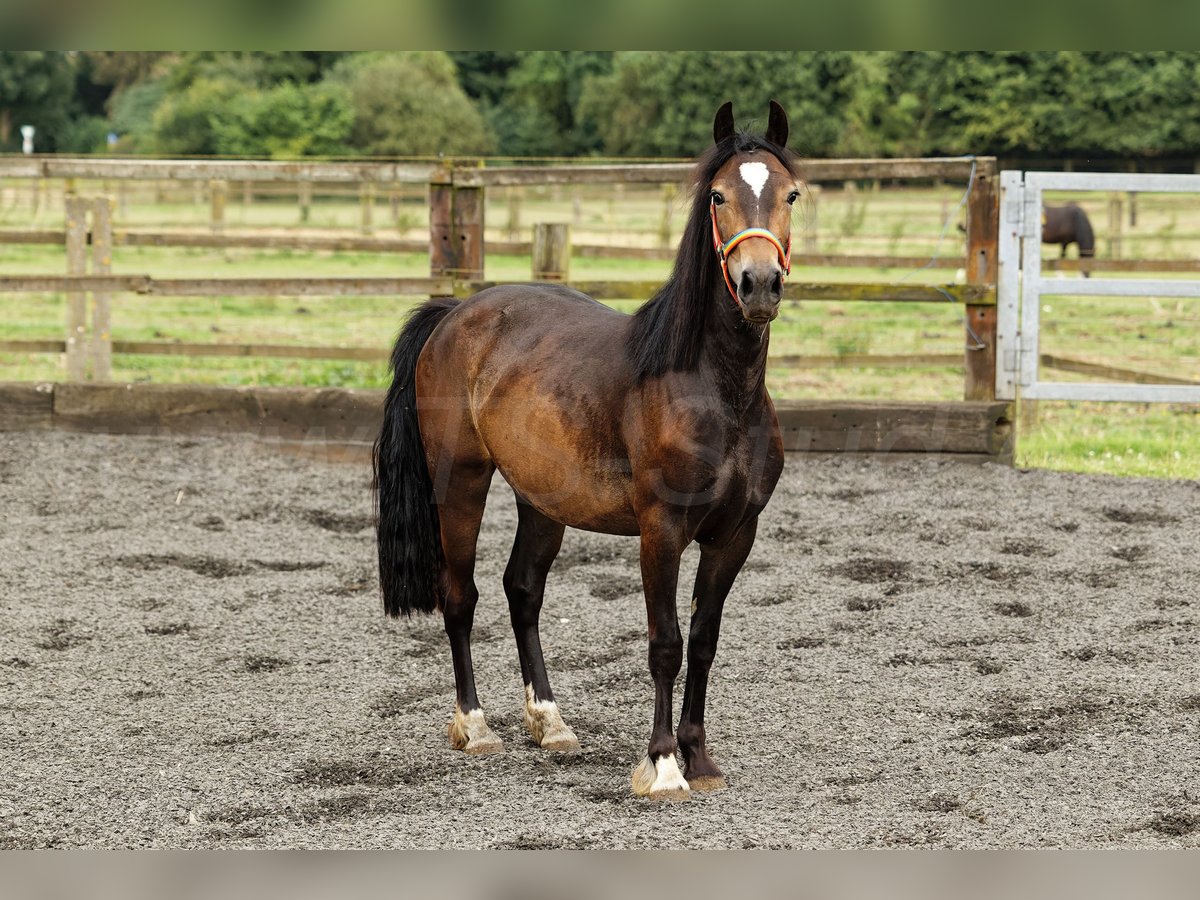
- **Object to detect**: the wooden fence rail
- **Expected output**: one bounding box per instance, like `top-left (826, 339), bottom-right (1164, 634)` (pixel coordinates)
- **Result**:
top-left (0, 155), bottom-right (982, 185)
top-left (8, 226), bottom-right (1199, 273)
top-left (0, 155), bottom-right (1001, 401)
top-left (0, 274), bottom-right (993, 304)
top-left (0, 341), bottom-right (973, 369)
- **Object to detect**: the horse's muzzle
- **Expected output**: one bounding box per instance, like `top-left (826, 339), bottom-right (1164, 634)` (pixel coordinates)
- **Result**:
top-left (737, 265), bottom-right (783, 322)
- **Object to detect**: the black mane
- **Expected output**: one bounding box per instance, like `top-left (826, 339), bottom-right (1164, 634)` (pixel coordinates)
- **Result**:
top-left (627, 130), bottom-right (799, 382)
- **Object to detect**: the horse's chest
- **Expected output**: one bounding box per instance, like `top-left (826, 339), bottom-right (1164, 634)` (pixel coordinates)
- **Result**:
top-left (715, 442), bottom-right (781, 508)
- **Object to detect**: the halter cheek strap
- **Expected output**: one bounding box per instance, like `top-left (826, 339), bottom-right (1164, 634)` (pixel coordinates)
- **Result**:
top-left (710, 199), bottom-right (792, 306)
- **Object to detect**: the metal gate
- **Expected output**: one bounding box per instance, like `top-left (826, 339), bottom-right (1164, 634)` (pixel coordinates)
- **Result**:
top-left (996, 170), bottom-right (1200, 402)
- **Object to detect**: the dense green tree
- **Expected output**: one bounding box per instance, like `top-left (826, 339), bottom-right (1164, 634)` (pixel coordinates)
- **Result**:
top-left (0, 51), bottom-right (78, 152)
top-left (150, 77), bottom-right (242, 155)
top-left (164, 52), bottom-right (343, 92)
top-left (326, 52), bottom-right (493, 156)
top-left (81, 52), bottom-right (169, 94)
top-left (110, 80), bottom-right (167, 153)
top-left (215, 82), bottom-right (353, 158)
top-left (578, 52), bottom-right (855, 157)
top-left (7, 51), bottom-right (1200, 161)
top-left (448, 51), bottom-right (521, 107)
top-left (487, 52), bottom-right (612, 156)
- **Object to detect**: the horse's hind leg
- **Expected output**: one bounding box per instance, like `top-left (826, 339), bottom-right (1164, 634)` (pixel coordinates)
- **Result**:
top-left (439, 457), bottom-right (503, 754)
top-left (504, 500), bottom-right (580, 751)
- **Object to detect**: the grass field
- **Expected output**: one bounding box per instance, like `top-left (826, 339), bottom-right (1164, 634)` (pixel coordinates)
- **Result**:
top-left (1, 182), bottom-right (1196, 479)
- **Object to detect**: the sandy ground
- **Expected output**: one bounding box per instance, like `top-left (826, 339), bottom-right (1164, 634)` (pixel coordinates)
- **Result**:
top-left (1, 430), bottom-right (1199, 849)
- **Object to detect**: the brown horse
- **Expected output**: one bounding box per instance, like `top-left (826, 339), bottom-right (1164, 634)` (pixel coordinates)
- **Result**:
top-left (1043, 204), bottom-right (1095, 277)
top-left (374, 101), bottom-right (798, 800)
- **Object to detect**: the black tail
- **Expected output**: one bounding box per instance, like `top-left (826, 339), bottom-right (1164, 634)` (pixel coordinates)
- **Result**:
top-left (373, 298), bottom-right (459, 617)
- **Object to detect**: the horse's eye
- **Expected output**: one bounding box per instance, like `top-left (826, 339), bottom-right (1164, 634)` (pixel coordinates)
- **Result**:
top-left (786, 190), bottom-right (800, 205)
top-left (711, 191), bottom-right (725, 206)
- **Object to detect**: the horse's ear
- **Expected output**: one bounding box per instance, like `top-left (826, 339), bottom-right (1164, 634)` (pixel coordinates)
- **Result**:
top-left (713, 101), bottom-right (735, 144)
top-left (766, 100), bottom-right (789, 148)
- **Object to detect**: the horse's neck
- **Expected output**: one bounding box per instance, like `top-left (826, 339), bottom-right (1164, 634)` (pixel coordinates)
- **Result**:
top-left (700, 290), bottom-right (771, 411)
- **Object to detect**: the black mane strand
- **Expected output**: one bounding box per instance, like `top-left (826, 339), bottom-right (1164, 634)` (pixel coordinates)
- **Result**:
top-left (627, 131), bottom-right (798, 382)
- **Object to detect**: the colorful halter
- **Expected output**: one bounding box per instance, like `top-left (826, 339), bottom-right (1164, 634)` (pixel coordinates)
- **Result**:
top-left (710, 198), bottom-right (792, 306)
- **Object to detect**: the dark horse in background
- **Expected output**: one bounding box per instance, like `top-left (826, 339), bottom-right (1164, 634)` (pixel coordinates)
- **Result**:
top-left (374, 101), bottom-right (798, 800)
top-left (1043, 204), bottom-right (1095, 276)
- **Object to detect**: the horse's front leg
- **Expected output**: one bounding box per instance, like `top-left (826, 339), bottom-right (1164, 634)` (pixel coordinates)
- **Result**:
top-left (631, 514), bottom-right (690, 801)
top-left (677, 517), bottom-right (758, 791)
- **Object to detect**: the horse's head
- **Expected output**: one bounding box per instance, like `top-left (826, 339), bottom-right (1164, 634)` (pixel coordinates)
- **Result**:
top-left (708, 100), bottom-right (799, 324)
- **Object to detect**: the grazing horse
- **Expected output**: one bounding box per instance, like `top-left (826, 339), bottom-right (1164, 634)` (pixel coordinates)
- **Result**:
top-left (1043, 204), bottom-right (1095, 277)
top-left (374, 101), bottom-right (797, 800)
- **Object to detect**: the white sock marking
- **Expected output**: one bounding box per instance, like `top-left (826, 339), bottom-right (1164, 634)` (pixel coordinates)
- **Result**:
top-left (740, 161), bottom-right (770, 199)
top-left (650, 755), bottom-right (689, 793)
top-left (525, 683), bottom-right (558, 715)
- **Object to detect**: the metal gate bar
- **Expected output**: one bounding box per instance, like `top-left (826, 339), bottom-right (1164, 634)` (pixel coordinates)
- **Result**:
top-left (996, 170), bottom-right (1200, 404)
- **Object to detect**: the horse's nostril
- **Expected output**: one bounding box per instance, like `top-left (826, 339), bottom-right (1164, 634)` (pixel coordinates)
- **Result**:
top-left (739, 271), bottom-right (754, 296)
top-left (771, 272), bottom-right (783, 297)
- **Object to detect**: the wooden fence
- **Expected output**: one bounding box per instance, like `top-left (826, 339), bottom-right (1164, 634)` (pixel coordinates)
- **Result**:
top-left (0, 155), bottom-right (1001, 401)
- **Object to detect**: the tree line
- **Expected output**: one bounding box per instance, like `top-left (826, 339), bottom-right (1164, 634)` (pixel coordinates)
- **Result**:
top-left (3, 51), bottom-right (1199, 160)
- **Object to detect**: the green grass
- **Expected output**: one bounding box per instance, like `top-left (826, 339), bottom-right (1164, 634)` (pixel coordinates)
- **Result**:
top-left (1017, 402), bottom-right (1199, 480)
top-left (2, 185), bottom-right (1197, 480)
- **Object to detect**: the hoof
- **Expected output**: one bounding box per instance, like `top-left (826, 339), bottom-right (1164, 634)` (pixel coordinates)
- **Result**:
top-left (540, 728), bottom-right (582, 752)
top-left (524, 687), bottom-right (581, 752)
top-left (686, 774), bottom-right (728, 792)
top-left (448, 707), bottom-right (503, 755)
top-left (632, 754), bottom-right (691, 802)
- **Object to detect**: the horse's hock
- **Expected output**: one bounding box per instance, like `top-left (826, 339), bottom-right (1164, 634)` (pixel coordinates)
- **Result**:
top-left (0, 382), bottom-right (1013, 464)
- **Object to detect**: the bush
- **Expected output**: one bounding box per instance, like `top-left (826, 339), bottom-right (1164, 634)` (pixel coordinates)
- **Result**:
top-left (109, 80), bottom-right (167, 153)
top-left (150, 77), bottom-right (241, 155)
top-left (578, 52), bottom-right (855, 157)
top-left (327, 52), bottom-right (493, 156)
top-left (215, 82), bottom-right (352, 158)
top-left (58, 115), bottom-right (111, 153)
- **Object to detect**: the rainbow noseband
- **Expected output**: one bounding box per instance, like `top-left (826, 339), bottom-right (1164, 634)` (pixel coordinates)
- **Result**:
top-left (710, 199), bottom-right (792, 306)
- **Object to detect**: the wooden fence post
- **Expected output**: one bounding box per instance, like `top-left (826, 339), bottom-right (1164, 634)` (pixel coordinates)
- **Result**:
top-left (299, 181), bottom-right (312, 223)
top-left (658, 183), bottom-right (675, 248)
top-left (964, 160), bottom-right (999, 402)
top-left (91, 198), bottom-right (114, 381)
top-left (210, 179), bottom-right (227, 234)
top-left (506, 188), bottom-right (522, 241)
top-left (1107, 193), bottom-right (1123, 258)
top-left (803, 185), bottom-right (821, 255)
top-left (360, 181), bottom-right (375, 235)
top-left (532, 223), bottom-right (570, 281)
top-left (64, 197), bottom-right (89, 382)
top-left (429, 167), bottom-right (484, 286)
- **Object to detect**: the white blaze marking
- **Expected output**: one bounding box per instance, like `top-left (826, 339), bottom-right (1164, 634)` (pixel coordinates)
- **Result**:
top-left (739, 161), bottom-right (770, 199)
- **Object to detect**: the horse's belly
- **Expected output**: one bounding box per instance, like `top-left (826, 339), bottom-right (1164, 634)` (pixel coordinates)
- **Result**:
top-left (492, 444), bottom-right (638, 535)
